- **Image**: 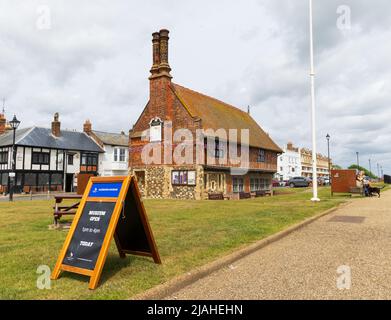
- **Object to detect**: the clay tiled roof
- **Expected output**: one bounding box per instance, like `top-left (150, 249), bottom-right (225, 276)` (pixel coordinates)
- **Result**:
top-left (172, 83), bottom-right (282, 152)
top-left (92, 130), bottom-right (128, 147)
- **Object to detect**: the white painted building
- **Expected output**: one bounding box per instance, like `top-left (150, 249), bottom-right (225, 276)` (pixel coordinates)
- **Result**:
top-left (276, 142), bottom-right (302, 181)
top-left (83, 120), bottom-right (129, 177)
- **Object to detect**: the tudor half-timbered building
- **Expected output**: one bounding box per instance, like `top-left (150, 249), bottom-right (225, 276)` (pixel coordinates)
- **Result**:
top-left (0, 113), bottom-right (103, 194)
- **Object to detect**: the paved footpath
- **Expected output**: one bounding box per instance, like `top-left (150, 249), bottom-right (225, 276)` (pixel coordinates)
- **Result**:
top-left (167, 190), bottom-right (391, 300)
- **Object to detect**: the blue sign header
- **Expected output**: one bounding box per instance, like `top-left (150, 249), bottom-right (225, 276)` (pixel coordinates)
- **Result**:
top-left (88, 182), bottom-right (123, 198)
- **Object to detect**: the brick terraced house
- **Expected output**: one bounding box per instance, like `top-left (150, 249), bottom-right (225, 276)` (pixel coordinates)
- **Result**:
top-left (129, 29), bottom-right (282, 200)
top-left (300, 148), bottom-right (331, 179)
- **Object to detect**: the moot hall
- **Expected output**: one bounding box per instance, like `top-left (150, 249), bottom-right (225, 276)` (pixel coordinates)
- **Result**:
top-left (129, 29), bottom-right (282, 199)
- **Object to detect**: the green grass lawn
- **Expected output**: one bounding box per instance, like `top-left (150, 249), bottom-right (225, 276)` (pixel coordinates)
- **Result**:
top-left (0, 187), bottom-right (348, 299)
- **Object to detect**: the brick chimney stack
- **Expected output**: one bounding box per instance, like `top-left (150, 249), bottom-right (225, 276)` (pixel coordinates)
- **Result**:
top-left (83, 119), bottom-right (92, 135)
top-left (0, 113), bottom-right (6, 135)
top-left (148, 29), bottom-right (174, 122)
top-left (51, 112), bottom-right (61, 137)
top-left (158, 29), bottom-right (172, 78)
top-left (150, 32), bottom-right (161, 78)
top-left (149, 29), bottom-right (172, 80)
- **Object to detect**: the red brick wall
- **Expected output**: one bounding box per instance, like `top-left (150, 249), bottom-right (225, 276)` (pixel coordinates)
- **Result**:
top-left (130, 77), bottom-right (201, 167)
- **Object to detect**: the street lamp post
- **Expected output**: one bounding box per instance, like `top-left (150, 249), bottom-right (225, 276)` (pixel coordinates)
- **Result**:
top-left (326, 134), bottom-right (331, 184)
top-left (8, 115), bottom-right (21, 202)
top-left (356, 152), bottom-right (360, 169)
top-left (309, 0), bottom-right (320, 202)
top-left (369, 159), bottom-right (372, 177)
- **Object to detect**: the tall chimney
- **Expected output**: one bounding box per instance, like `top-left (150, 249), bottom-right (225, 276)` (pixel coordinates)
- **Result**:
top-left (149, 32), bottom-right (161, 78)
top-left (158, 29), bottom-right (172, 78)
top-left (0, 113), bottom-right (6, 135)
top-left (51, 112), bottom-right (61, 137)
top-left (83, 119), bottom-right (92, 135)
top-left (148, 29), bottom-right (175, 123)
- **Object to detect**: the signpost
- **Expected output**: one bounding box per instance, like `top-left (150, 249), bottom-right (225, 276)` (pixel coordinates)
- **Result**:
top-left (51, 175), bottom-right (161, 290)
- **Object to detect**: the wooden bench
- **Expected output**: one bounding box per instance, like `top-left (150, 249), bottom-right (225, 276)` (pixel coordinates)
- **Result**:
top-left (349, 187), bottom-right (363, 197)
top-left (208, 192), bottom-right (224, 200)
top-left (239, 192), bottom-right (252, 199)
top-left (254, 190), bottom-right (273, 197)
top-left (53, 194), bottom-right (83, 226)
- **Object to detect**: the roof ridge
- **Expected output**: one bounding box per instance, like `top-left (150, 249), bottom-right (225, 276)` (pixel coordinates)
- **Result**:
top-left (92, 130), bottom-right (128, 136)
top-left (172, 83), bottom-right (250, 117)
top-left (33, 126), bottom-right (83, 134)
top-left (83, 131), bottom-right (105, 151)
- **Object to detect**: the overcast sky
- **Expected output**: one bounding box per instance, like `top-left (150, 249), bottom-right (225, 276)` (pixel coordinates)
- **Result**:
top-left (0, 0), bottom-right (390, 174)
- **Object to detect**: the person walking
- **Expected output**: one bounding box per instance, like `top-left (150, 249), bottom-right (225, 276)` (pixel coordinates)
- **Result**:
top-left (356, 170), bottom-right (365, 196)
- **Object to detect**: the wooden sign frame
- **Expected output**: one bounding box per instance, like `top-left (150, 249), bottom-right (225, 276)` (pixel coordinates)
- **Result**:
top-left (51, 175), bottom-right (161, 290)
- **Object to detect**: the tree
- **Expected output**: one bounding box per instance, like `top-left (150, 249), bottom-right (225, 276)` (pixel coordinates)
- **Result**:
top-left (332, 164), bottom-right (343, 169)
top-left (348, 164), bottom-right (378, 179)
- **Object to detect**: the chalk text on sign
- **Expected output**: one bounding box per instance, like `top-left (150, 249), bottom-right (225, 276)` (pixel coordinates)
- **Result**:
top-left (89, 210), bottom-right (106, 222)
top-left (80, 241), bottom-right (94, 247)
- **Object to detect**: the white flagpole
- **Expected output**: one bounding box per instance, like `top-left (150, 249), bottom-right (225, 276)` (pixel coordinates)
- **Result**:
top-left (309, 0), bottom-right (320, 202)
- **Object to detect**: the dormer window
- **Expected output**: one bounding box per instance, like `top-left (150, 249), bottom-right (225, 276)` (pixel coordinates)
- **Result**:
top-left (149, 118), bottom-right (163, 142)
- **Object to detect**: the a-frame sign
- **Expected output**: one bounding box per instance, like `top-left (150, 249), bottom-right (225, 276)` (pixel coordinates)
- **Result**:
top-left (51, 176), bottom-right (161, 290)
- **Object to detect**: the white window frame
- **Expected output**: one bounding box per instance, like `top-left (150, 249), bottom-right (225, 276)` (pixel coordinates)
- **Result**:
top-left (114, 148), bottom-right (127, 162)
top-left (149, 118), bottom-right (163, 142)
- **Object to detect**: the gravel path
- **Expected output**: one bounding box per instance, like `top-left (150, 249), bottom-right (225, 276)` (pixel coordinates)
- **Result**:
top-left (167, 190), bottom-right (391, 300)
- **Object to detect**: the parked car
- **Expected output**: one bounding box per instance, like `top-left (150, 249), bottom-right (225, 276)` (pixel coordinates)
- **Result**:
top-left (287, 177), bottom-right (310, 188)
top-left (280, 180), bottom-right (289, 187)
top-left (307, 177), bottom-right (329, 186)
top-left (272, 180), bottom-right (280, 187)
top-left (317, 177), bottom-right (325, 186)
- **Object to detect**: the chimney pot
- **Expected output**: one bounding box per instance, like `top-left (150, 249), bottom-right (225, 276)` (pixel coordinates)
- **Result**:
top-left (149, 29), bottom-right (172, 80)
top-left (83, 119), bottom-right (92, 135)
top-left (158, 29), bottom-right (172, 78)
top-left (150, 32), bottom-right (161, 76)
top-left (51, 112), bottom-right (61, 137)
top-left (0, 113), bottom-right (6, 135)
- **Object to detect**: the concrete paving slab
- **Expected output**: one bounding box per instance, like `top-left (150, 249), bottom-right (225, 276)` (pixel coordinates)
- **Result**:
top-left (166, 190), bottom-right (391, 300)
